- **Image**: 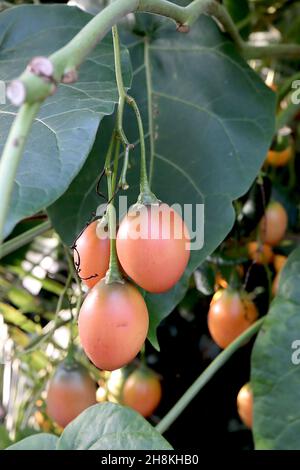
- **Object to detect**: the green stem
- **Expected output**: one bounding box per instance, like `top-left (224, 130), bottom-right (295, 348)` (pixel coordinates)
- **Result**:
top-left (137, 0), bottom-right (190, 24)
top-left (205, 0), bottom-right (244, 50)
top-left (119, 145), bottom-right (130, 190)
top-left (111, 23), bottom-right (155, 202)
top-left (0, 220), bottom-right (51, 259)
top-left (105, 130), bottom-right (117, 172)
top-left (243, 43), bottom-right (300, 60)
top-left (156, 318), bottom-right (264, 434)
top-left (126, 95), bottom-right (151, 196)
top-left (144, 38), bottom-right (155, 185)
top-left (0, 102), bottom-right (40, 244)
top-left (105, 139), bottom-right (123, 284)
top-left (111, 139), bottom-right (120, 193)
top-left (19, 0), bottom-right (140, 102)
top-left (63, 244), bottom-right (83, 319)
top-left (13, 0), bottom-right (300, 103)
top-left (112, 25), bottom-right (130, 147)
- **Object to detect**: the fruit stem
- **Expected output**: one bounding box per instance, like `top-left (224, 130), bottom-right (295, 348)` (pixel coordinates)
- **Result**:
top-left (112, 25), bottom-right (131, 148)
top-left (105, 138), bottom-right (123, 284)
top-left (119, 145), bottom-right (130, 190)
top-left (104, 130), bottom-right (117, 172)
top-left (139, 344), bottom-right (147, 366)
top-left (155, 317), bottom-right (264, 435)
top-left (112, 24), bottom-right (158, 205)
top-left (65, 341), bottom-right (75, 365)
top-left (125, 95), bottom-right (158, 204)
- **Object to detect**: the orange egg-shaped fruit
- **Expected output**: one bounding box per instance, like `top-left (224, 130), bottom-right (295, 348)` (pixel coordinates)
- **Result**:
top-left (259, 201), bottom-right (288, 246)
top-left (266, 146), bottom-right (292, 167)
top-left (46, 361), bottom-right (96, 428)
top-left (116, 203), bottom-right (190, 293)
top-left (122, 367), bottom-right (162, 418)
top-left (73, 220), bottom-right (110, 289)
top-left (237, 383), bottom-right (253, 429)
top-left (78, 279), bottom-right (149, 371)
top-left (273, 254), bottom-right (287, 273)
top-left (208, 288), bottom-right (258, 349)
top-left (247, 241), bottom-right (273, 265)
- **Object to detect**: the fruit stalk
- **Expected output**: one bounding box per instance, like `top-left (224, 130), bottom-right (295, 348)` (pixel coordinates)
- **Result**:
top-left (105, 138), bottom-right (123, 284)
top-left (112, 24), bottom-right (154, 200)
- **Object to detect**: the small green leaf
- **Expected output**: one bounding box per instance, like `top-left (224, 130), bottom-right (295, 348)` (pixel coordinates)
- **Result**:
top-left (58, 403), bottom-right (172, 450)
top-left (251, 246), bottom-right (300, 450)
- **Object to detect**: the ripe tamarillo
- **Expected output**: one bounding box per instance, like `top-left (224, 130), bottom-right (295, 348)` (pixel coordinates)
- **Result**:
top-left (78, 279), bottom-right (149, 371)
top-left (46, 360), bottom-right (96, 428)
top-left (117, 203), bottom-right (190, 293)
top-left (73, 220), bottom-right (110, 289)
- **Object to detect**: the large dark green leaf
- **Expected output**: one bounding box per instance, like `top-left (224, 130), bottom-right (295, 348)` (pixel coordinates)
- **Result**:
top-left (251, 246), bottom-right (300, 450)
top-left (7, 433), bottom-right (58, 450)
top-left (57, 403), bottom-right (172, 450)
top-left (49, 15), bottom-right (275, 347)
top-left (6, 403), bottom-right (171, 450)
top-left (0, 4), bottom-right (131, 238)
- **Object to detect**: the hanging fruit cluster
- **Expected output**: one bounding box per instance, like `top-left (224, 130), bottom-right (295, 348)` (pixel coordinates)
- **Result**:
top-left (73, 134), bottom-right (190, 373)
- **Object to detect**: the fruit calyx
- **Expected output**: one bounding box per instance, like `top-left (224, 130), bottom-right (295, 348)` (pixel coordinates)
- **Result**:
top-left (137, 189), bottom-right (160, 207)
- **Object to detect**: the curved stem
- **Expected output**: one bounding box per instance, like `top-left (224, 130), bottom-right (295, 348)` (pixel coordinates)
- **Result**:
top-left (0, 102), bottom-right (40, 244)
top-left (105, 130), bottom-right (117, 172)
top-left (64, 243), bottom-right (83, 318)
top-left (12, 0), bottom-right (300, 102)
top-left (126, 95), bottom-right (151, 196)
top-left (205, 0), bottom-right (244, 50)
top-left (0, 220), bottom-right (51, 259)
top-left (20, 0), bottom-right (140, 102)
top-left (105, 139), bottom-right (123, 284)
top-left (156, 317), bottom-right (264, 434)
top-left (112, 25), bottom-right (130, 147)
top-left (112, 24), bottom-right (155, 201)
